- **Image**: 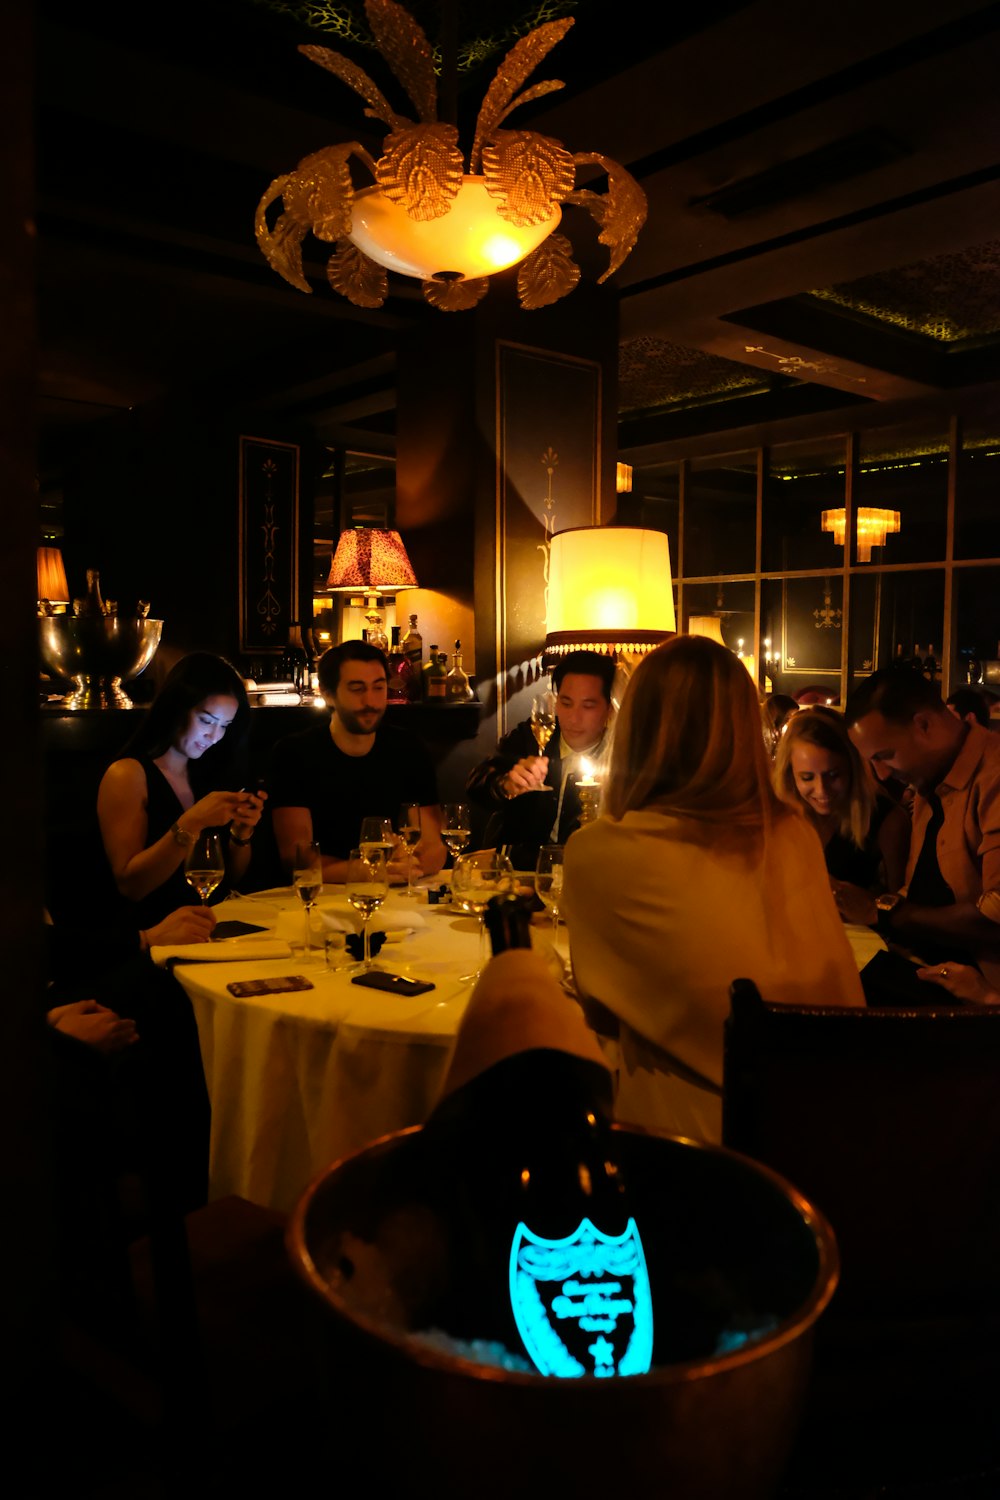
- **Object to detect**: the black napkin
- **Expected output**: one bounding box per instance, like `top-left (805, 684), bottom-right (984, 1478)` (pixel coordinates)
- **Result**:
top-left (345, 930), bottom-right (386, 961)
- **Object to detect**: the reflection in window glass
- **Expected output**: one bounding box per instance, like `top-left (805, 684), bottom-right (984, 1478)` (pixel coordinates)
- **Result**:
top-left (954, 566), bottom-right (1000, 684)
top-left (857, 421), bottom-right (947, 565)
top-left (617, 462), bottom-right (679, 587)
top-left (847, 570), bottom-right (945, 692)
top-left (681, 580), bottom-right (754, 660)
top-left (685, 454), bottom-right (757, 577)
top-left (956, 420), bottom-right (1000, 561)
top-left (763, 436), bottom-right (847, 574)
top-left (761, 576), bottom-right (843, 703)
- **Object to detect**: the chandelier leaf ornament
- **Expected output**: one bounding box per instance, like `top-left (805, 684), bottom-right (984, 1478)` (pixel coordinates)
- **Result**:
top-left (254, 0), bottom-right (647, 312)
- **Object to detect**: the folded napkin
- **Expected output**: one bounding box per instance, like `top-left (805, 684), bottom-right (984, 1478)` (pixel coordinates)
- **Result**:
top-left (277, 902), bottom-right (426, 939)
top-left (151, 939), bottom-right (292, 967)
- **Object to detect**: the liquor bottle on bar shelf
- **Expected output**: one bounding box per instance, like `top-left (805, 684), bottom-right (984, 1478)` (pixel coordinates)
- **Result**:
top-left (401, 613), bottom-right (423, 675)
top-left (446, 640), bottom-right (473, 701)
top-left (425, 646), bottom-right (447, 702)
top-left (387, 626), bottom-right (414, 702)
top-left (282, 622), bottom-right (308, 692)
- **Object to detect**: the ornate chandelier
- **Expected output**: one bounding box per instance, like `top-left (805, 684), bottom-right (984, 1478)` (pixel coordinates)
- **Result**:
top-left (821, 507), bottom-right (901, 563)
top-left (255, 0), bottom-right (647, 312)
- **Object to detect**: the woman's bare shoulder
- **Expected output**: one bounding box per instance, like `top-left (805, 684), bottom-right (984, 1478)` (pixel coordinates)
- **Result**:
top-left (98, 757), bottom-right (147, 796)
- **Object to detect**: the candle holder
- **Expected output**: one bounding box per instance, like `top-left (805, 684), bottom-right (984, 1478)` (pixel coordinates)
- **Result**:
top-left (577, 778), bottom-right (602, 825)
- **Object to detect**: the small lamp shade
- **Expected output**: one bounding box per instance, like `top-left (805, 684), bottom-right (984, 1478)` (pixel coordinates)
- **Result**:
top-left (545, 527), bottom-right (675, 655)
top-left (326, 528), bottom-right (418, 592)
top-left (687, 615), bottom-right (727, 647)
top-left (37, 546), bottom-right (70, 604)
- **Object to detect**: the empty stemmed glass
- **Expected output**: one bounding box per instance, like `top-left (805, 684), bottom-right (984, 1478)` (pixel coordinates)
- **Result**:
top-left (534, 844), bottom-right (565, 937)
top-left (293, 840), bottom-right (323, 957)
top-left (184, 831), bottom-right (225, 907)
top-left (359, 816), bottom-right (395, 862)
top-left (345, 847), bottom-right (389, 972)
top-left (451, 849), bottom-right (515, 983)
top-left (441, 802), bottom-right (471, 864)
top-left (396, 802), bottom-right (422, 897)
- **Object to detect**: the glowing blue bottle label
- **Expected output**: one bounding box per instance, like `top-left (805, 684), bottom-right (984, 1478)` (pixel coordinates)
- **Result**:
top-left (509, 1217), bottom-right (654, 1378)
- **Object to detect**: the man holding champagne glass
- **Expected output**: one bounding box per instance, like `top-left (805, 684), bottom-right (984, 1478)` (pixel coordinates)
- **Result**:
top-left (467, 652), bottom-right (615, 869)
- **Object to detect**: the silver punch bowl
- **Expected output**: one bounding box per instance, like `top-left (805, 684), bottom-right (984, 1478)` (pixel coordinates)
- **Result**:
top-left (40, 614), bottom-right (164, 709)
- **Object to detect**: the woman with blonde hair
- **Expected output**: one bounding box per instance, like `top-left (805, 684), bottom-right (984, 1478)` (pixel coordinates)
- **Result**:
top-left (562, 636), bottom-right (863, 1144)
top-left (773, 705), bottom-right (909, 915)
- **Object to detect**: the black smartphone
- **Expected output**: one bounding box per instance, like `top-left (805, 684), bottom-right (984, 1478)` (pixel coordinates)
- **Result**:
top-left (227, 975), bottom-right (314, 997)
top-left (351, 972), bottom-right (436, 996)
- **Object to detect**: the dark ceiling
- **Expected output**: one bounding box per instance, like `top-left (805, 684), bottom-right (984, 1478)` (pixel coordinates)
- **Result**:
top-left (33, 0), bottom-right (1000, 482)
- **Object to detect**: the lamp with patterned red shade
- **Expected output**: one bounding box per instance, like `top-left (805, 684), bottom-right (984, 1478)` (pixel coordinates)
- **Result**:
top-left (326, 527), bottom-right (418, 648)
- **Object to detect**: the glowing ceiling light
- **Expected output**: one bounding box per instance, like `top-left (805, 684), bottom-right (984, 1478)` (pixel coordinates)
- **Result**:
top-left (821, 507), bottom-right (901, 563)
top-left (255, 0), bottom-right (647, 313)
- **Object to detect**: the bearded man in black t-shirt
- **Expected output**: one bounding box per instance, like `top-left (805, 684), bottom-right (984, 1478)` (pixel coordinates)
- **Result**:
top-left (269, 641), bottom-right (446, 885)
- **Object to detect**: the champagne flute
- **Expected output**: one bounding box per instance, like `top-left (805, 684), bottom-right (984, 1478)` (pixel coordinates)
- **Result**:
top-left (535, 844), bottom-right (565, 937)
top-left (451, 849), bottom-right (515, 983)
top-left (530, 690), bottom-right (557, 757)
top-left (396, 802), bottom-right (422, 897)
top-left (441, 802), bottom-right (471, 864)
top-left (359, 816), bottom-right (396, 863)
top-left (184, 830), bottom-right (225, 907)
top-left (345, 847), bottom-right (389, 972)
top-left (293, 840), bottom-right (323, 957)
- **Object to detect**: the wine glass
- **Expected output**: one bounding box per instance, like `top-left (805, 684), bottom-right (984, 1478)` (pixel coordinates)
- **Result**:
top-left (396, 802), bottom-right (422, 898)
top-left (184, 830), bottom-right (225, 907)
top-left (535, 844), bottom-right (565, 937)
top-left (359, 816), bottom-right (396, 863)
top-left (441, 802), bottom-right (471, 864)
top-left (293, 840), bottom-right (323, 957)
top-left (530, 690), bottom-right (557, 758)
top-left (451, 849), bottom-right (515, 983)
top-left (345, 847), bottom-right (389, 972)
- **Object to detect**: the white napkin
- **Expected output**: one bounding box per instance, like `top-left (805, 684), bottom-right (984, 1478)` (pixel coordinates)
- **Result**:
top-left (151, 939), bottom-right (292, 966)
top-left (306, 900), bottom-right (427, 936)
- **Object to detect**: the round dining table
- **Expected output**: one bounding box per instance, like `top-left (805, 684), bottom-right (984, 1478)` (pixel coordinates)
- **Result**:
top-left (162, 886), bottom-right (884, 1216)
top-left (163, 885), bottom-right (560, 1213)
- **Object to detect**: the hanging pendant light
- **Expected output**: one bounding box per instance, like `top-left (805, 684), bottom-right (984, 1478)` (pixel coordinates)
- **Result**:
top-left (255, 0), bottom-right (647, 313)
top-left (821, 507), bottom-right (901, 563)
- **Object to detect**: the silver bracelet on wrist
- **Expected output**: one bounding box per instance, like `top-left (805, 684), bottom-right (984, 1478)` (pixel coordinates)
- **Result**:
top-left (229, 825), bottom-right (253, 847)
top-left (171, 820), bottom-right (196, 849)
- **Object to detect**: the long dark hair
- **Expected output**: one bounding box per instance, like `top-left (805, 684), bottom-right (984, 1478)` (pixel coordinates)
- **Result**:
top-left (123, 652), bottom-right (251, 791)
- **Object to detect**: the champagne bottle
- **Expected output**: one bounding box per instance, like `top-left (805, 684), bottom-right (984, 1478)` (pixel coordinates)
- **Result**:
top-left (423, 944), bottom-right (654, 1378)
top-left (75, 568), bottom-right (109, 617)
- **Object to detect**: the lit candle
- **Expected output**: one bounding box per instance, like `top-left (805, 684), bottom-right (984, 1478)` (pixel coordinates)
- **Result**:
top-left (577, 756), bottom-right (600, 787)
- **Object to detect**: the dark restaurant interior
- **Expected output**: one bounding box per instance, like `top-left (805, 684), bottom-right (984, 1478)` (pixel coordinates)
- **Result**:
top-left (7, 0), bottom-right (1000, 1492)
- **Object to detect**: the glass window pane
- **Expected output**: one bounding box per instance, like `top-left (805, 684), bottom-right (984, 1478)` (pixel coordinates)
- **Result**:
top-left (761, 576), bottom-right (843, 704)
top-left (847, 570), bottom-right (945, 692)
top-left (954, 565), bottom-right (1000, 685)
top-left (618, 462), bottom-right (679, 585)
top-left (684, 453), bottom-right (757, 577)
top-left (856, 420), bottom-right (948, 565)
top-left (956, 417), bottom-right (1000, 560)
top-left (681, 580), bottom-right (755, 661)
top-left (763, 436), bottom-right (848, 573)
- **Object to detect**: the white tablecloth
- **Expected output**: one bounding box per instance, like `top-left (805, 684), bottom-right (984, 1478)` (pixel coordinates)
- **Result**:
top-left (173, 888), bottom-right (557, 1213)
